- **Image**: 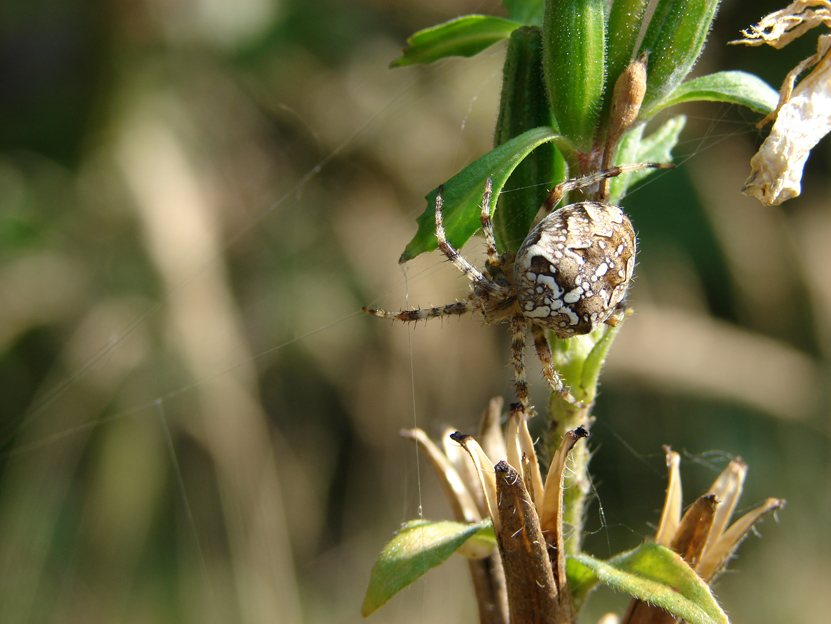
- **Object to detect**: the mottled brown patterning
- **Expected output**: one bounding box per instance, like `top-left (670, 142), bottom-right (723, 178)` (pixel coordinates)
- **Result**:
top-left (363, 163), bottom-right (671, 409)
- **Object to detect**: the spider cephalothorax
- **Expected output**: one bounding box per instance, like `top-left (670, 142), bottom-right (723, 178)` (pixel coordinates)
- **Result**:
top-left (364, 164), bottom-right (668, 409)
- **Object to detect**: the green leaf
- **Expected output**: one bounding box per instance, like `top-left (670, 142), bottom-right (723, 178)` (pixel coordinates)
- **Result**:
top-left (542, 0), bottom-right (608, 149)
top-left (638, 0), bottom-right (722, 117)
top-left (503, 0), bottom-right (545, 25)
top-left (651, 70), bottom-right (779, 115)
top-left (608, 123), bottom-right (646, 200)
top-left (631, 115), bottom-right (686, 163)
top-left (391, 15), bottom-right (521, 67)
top-left (400, 126), bottom-right (570, 262)
top-left (566, 556), bottom-right (601, 612)
top-left (608, 115), bottom-right (686, 200)
top-left (572, 542), bottom-right (730, 624)
top-left (361, 519), bottom-right (494, 617)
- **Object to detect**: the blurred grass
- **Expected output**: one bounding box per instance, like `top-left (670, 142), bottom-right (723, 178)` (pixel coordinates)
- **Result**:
top-left (0, 0), bottom-right (829, 623)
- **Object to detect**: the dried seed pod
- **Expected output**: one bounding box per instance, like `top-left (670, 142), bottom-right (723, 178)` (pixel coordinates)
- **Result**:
top-left (513, 201), bottom-right (636, 338)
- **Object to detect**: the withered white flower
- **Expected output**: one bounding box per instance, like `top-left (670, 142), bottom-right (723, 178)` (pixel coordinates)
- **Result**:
top-left (733, 1), bottom-right (831, 205)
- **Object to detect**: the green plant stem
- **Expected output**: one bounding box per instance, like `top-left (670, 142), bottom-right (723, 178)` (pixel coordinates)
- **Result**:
top-left (548, 321), bottom-right (626, 554)
top-left (550, 394), bottom-right (591, 555)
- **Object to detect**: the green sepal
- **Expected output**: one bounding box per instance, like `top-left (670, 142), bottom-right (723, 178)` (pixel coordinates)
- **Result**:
top-left (542, 0), bottom-right (607, 150)
top-left (400, 127), bottom-right (571, 263)
top-left (570, 542), bottom-right (730, 624)
top-left (638, 0), bottom-right (721, 117)
top-left (605, 0), bottom-right (652, 107)
top-left (651, 70), bottom-right (779, 115)
top-left (503, 0), bottom-right (545, 25)
top-left (493, 26), bottom-right (564, 253)
top-left (391, 15), bottom-right (521, 67)
top-left (608, 115), bottom-right (686, 200)
top-left (361, 519), bottom-right (494, 617)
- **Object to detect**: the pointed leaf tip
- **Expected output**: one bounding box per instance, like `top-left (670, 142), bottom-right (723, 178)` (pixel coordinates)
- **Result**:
top-left (362, 519), bottom-right (494, 616)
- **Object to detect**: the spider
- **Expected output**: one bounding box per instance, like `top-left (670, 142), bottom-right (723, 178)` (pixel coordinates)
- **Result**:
top-left (363, 163), bottom-right (671, 410)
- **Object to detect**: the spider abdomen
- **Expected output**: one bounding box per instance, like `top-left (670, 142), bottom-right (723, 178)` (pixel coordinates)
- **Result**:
top-left (513, 201), bottom-right (636, 338)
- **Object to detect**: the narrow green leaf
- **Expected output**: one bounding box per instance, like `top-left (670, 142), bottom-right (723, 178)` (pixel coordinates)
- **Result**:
top-left (542, 0), bottom-right (608, 149)
top-left (572, 542), bottom-right (730, 624)
top-left (638, 0), bottom-right (721, 117)
top-left (493, 26), bottom-right (563, 252)
top-left (503, 0), bottom-right (545, 25)
top-left (651, 71), bottom-right (779, 115)
top-left (608, 115), bottom-right (686, 200)
top-left (632, 115), bottom-right (686, 163)
top-left (362, 519), bottom-right (494, 617)
top-left (606, 0), bottom-right (652, 103)
top-left (391, 15), bottom-right (521, 67)
top-left (400, 126), bottom-right (570, 262)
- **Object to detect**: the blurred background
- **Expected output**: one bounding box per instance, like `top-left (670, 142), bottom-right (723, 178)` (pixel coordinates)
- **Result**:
top-left (0, 0), bottom-right (828, 622)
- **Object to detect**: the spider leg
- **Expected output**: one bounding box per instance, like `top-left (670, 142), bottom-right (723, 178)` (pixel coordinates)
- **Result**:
top-left (541, 162), bottom-right (675, 214)
top-left (362, 300), bottom-right (478, 322)
top-left (603, 302), bottom-right (630, 327)
top-left (530, 324), bottom-right (578, 405)
top-left (479, 178), bottom-right (500, 268)
top-left (510, 315), bottom-right (530, 411)
top-left (435, 186), bottom-right (507, 296)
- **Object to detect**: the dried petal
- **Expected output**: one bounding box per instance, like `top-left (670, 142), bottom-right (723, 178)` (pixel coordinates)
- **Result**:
top-left (654, 448), bottom-right (682, 548)
top-left (733, 2), bottom-right (831, 204)
top-left (733, 0), bottom-right (831, 49)
top-left (505, 410), bottom-right (524, 480)
top-left (697, 497), bottom-right (785, 581)
top-left (516, 410), bottom-right (545, 509)
top-left (451, 432), bottom-right (501, 533)
top-left (442, 425), bottom-right (487, 517)
top-left (478, 396), bottom-right (508, 463)
top-left (703, 458), bottom-right (747, 555)
top-left (670, 494), bottom-right (718, 567)
top-left (539, 426), bottom-right (590, 597)
top-left (402, 428), bottom-right (482, 523)
top-left (742, 34), bottom-right (831, 204)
